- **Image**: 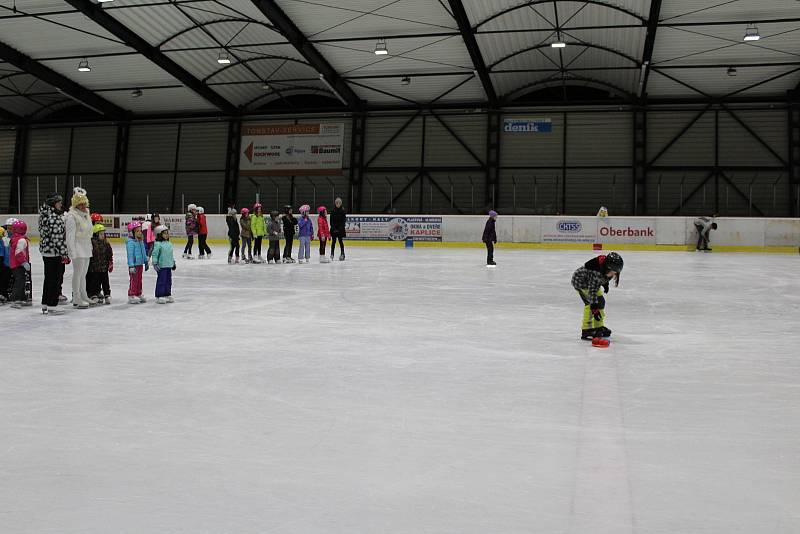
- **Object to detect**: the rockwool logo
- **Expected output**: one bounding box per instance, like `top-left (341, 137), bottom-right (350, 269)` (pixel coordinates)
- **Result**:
top-left (599, 226), bottom-right (655, 237)
top-left (558, 220), bottom-right (582, 233)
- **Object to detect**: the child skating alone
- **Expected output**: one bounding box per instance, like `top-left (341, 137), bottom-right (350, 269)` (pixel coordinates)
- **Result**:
top-left (87, 223), bottom-right (113, 304)
top-left (571, 252), bottom-right (624, 347)
top-left (483, 210), bottom-right (498, 266)
top-left (297, 204), bottom-right (313, 264)
top-left (226, 208), bottom-right (240, 264)
top-left (126, 221), bottom-right (149, 304)
top-left (151, 225), bottom-right (176, 303)
top-left (317, 206), bottom-right (331, 263)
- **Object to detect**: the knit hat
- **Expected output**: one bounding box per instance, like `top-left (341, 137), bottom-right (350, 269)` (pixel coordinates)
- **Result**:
top-left (93, 223), bottom-right (105, 234)
top-left (488, 210), bottom-right (498, 217)
top-left (155, 225), bottom-right (168, 235)
top-left (71, 187), bottom-right (89, 208)
top-left (45, 192), bottom-right (63, 207)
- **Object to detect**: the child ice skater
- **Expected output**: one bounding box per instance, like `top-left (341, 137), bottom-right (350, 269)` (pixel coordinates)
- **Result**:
top-left (8, 220), bottom-right (30, 309)
top-left (240, 208), bottom-right (254, 263)
top-left (0, 227), bottom-right (9, 305)
top-left (251, 203), bottom-right (266, 263)
top-left (694, 216), bottom-right (717, 251)
top-left (183, 204), bottom-right (199, 259)
top-left (297, 204), bottom-right (313, 264)
top-left (267, 210), bottom-right (282, 264)
top-left (126, 221), bottom-right (149, 304)
top-left (226, 208), bottom-right (240, 264)
top-left (329, 198), bottom-right (347, 261)
top-left (571, 252), bottom-right (623, 343)
top-left (483, 210), bottom-right (498, 266)
top-left (144, 213), bottom-right (161, 258)
top-left (317, 206), bottom-right (331, 263)
top-left (197, 207), bottom-right (212, 259)
top-left (87, 223), bottom-right (113, 305)
top-left (281, 205), bottom-right (297, 263)
top-left (151, 225), bottom-right (176, 304)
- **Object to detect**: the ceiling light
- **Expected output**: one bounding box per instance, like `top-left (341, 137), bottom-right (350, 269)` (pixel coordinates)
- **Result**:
top-left (77, 58), bottom-right (91, 72)
top-left (374, 39), bottom-right (388, 55)
top-left (131, 89), bottom-right (142, 98)
top-left (551, 41), bottom-right (566, 48)
top-left (400, 76), bottom-right (411, 86)
top-left (217, 51), bottom-right (231, 64)
top-left (743, 24), bottom-right (760, 41)
top-left (97, 0), bottom-right (115, 3)
top-left (727, 67), bottom-right (737, 76)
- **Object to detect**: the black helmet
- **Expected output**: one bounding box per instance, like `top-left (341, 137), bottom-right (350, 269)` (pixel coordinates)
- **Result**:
top-left (605, 252), bottom-right (623, 273)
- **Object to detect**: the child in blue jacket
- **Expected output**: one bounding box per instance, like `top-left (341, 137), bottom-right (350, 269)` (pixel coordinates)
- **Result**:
top-left (297, 204), bottom-right (313, 264)
top-left (126, 221), bottom-right (149, 304)
top-left (0, 227), bottom-right (10, 304)
top-left (151, 225), bottom-right (176, 304)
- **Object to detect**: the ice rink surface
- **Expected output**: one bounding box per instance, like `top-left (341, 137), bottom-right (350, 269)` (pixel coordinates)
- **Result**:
top-left (1, 244), bottom-right (799, 534)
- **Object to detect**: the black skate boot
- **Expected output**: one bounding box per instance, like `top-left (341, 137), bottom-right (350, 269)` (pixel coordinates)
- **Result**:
top-left (596, 326), bottom-right (612, 338)
top-left (581, 329), bottom-right (597, 340)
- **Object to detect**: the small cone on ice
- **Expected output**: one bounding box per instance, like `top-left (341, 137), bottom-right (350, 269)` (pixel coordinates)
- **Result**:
top-left (592, 337), bottom-right (610, 348)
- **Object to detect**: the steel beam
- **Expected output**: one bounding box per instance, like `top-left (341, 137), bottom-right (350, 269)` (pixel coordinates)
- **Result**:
top-left (111, 123), bottom-right (130, 212)
top-left (63, 0), bottom-right (237, 115)
top-left (9, 125), bottom-right (27, 211)
top-left (249, 0), bottom-right (363, 111)
top-left (349, 113), bottom-right (367, 211)
top-left (486, 110), bottom-right (501, 209)
top-left (224, 119), bottom-right (242, 209)
top-left (0, 41), bottom-right (126, 120)
top-left (638, 0), bottom-right (663, 99)
top-left (447, 0), bottom-right (497, 105)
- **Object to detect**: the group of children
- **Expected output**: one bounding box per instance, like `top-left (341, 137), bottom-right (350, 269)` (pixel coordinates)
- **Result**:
top-left (225, 198), bottom-right (347, 264)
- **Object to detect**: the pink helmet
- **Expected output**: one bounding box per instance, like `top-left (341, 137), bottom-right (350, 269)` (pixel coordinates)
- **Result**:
top-left (127, 220), bottom-right (142, 231)
top-left (253, 203), bottom-right (262, 211)
top-left (240, 208), bottom-right (250, 215)
top-left (299, 204), bottom-right (310, 214)
top-left (11, 219), bottom-right (27, 235)
top-left (317, 205), bottom-right (327, 214)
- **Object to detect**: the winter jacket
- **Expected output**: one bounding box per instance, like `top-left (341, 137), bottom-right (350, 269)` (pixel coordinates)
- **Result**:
top-left (330, 207), bottom-right (347, 237)
top-left (298, 216), bottom-right (314, 238)
top-left (89, 237), bottom-right (113, 273)
top-left (38, 204), bottom-right (67, 257)
top-left (694, 216), bottom-right (714, 233)
top-left (65, 208), bottom-right (93, 259)
top-left (317, 216), bottom-right (331, 240)
top-left (240, 215), bottom-right (253, 239)
top-left (251, 214), bottom-right (266, 238)
top-left (482, 218), bottom-right (497, 243)
top-left (226, 215), bottom-right (240, 240)
top-left (571, 267), bottom-right (607, 305)
top-left (267, 218), bottom-right (282, 242)
top-left (282, 213), bottom-right (297, 237)
top-left (1, 236), bottom-right (8, 267)
top-left (9, 234), bottom-right (29, 269)
top-left (126, 237), bottom-right (148, 267)
top-left (198, 213), bottom-right (209, 235)
top-left (151, 240), bottom-right (175, 270)
top-left (185, 213), bottom-right (199, 237)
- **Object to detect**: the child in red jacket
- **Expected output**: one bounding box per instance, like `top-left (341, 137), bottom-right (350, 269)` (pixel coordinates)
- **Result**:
top-left (9, 220), bottom-right (31, 309)
top-left (197, 207), bottom-right (212, 259)
top-left (317, 206), bottom-right (331, 263)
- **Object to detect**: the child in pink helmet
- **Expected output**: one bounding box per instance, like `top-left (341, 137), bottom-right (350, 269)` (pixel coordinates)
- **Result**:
top-left (8, 220), bottom-right (31, 309)
top-left (317, 206), bottom-right (331, 263)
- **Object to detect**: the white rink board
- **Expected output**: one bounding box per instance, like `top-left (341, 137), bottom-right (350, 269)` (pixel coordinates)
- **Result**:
top-left (1, 245), bottom-right (798, 534)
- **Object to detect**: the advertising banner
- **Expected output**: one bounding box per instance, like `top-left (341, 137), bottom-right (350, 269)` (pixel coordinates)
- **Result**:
top-left (541, 217), bottom-right (597, 243)
top-left (345, 216), bottom-right (442, 241)
top-left (597, 218), bottom-right (656, 244)
top-left (240, 123), bottom-right (344, 176)
top-left (503, 118), bottom-right (553, 133)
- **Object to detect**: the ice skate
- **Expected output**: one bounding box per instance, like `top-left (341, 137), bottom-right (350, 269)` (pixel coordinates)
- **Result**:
top-left (596, 326), bottom-right (612, 338)
top-left (198, 254), bottom-right (205, 260)
top-left (104, 296), bottom-right (111, 305)
top-left (10, 301), bottom-right (22, 309)
top-left (339, 254), bottom-right (345, 261)
top-left (58, 294), bottom-right (68, 304)
top-left (228, 257), bottom-right (233, 264)
top-left (75, 301), bottom-right (89, 309)
top-left (187, 253), bottom-right (194, 260)
top-left (44, 306), bottom-right (64, 315)
top-left (0, 296), bottom-right (6, 305)
top-left (89, 297), bottom-right (100, 307)
top-left (487, 260), bottom-right (497, 268)
top-left (166, 296), bottom-right (174, 303)
top-left (330, 252), bottom-right (335, 261)
top-left (235, 255), bottom-right (240, 264)
top-left (182, 252), bottom-right (188, 259)
top-left (321, 256), bottom-right (330, 263)
top-left (206, 252), bottom-right (212, 258)
top-left (156, 297), bottom-right (167, 304)
top-left (128, 296), bottom-right (140, 304)
top-left (138, 296), bottom-right (147, 303)
top-left (581, 329), bottom-right (597, 340)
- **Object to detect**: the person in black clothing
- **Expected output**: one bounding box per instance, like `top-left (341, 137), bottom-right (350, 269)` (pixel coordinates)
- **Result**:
top-left (281, 205), bottom-right (297, 263)
top-left (226, 208), bottom-right (240, 264)
top-left (482, 210), bottom-right (498, 266)
top-left (330, 197), bottom-right (347, 261)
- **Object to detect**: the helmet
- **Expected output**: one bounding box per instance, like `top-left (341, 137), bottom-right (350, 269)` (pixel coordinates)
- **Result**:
top-left (188, 203), bottom-right (197, 211)
top-left (299, 204), bottom-right (310, 214)
top-left (240, 208), bottom-right (250, 215)
top-left (604, 252), bottom-right (623, 273)
top-left (0, 227), bottom-right (5, 238)
top-left (197, 207), bottom-right (205, 214)
top-left (284, 205), bottom-right (292, 212)
top-left (488, 210), bottom-right (498, 217)
top-left (92, 223), bottom-right (105, 234)
top-left (317, 205), bottom-right (327, 214)
top-left (253, 202), bottom-right (262, 211)
top-left (270, 210), bottom-right (279, 219)
top-left (155, 225), bottom-right (168, 235)
top-left (91, 213), bottom-right (103, 223)
top-left (45, 192), bottom-right (63, 207)
top-left (5, 217), bottom-right (18, 227)
top-left (127, 221), bottom-right (142, 232)
top-left (11, 219), bottom-right (27, 235)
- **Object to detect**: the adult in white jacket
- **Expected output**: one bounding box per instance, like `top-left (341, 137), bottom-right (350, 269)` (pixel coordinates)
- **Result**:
top-left (65, 187), bottom-right (94, 308)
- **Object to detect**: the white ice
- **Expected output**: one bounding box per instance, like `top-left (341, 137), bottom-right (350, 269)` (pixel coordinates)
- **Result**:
top-left (1, 245), bottom-right (799, 534)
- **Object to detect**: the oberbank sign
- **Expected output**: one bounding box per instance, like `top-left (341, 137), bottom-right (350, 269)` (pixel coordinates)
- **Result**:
top-left (597, 218), bottom-right (657, 244)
